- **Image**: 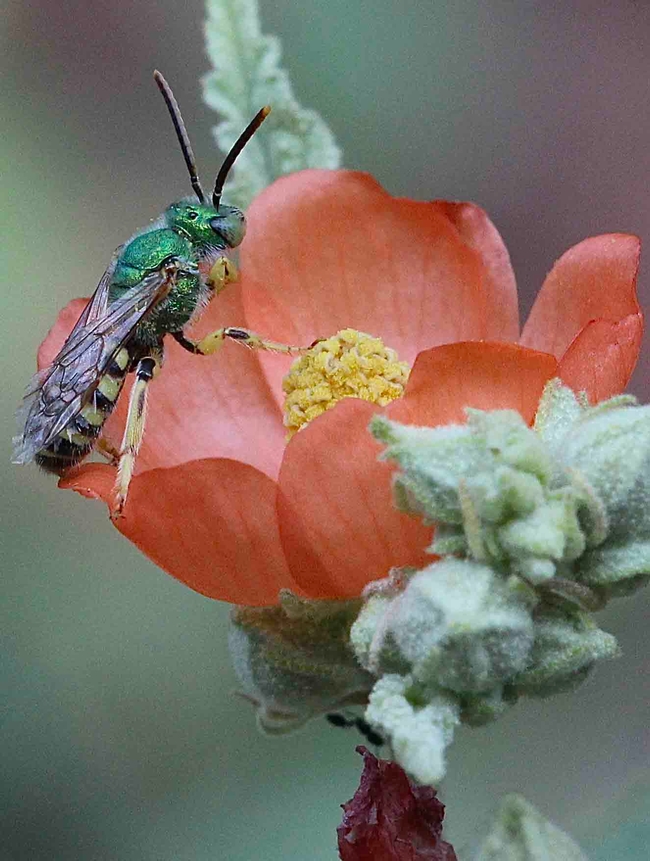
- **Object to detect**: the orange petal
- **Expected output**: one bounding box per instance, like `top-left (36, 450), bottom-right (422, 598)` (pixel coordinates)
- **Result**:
top-left (37, 298), bottom-right (89, 370)
top-left (389, 341), bottom-right (559, 427)
top-left (121, 284), bottom-right (286, 479)
top-left (558, 314), bottom-right (643, 402)
top-left (240, 170), bottom-right (521, 404)
top-left (521, 234), bottom-right (641, 359)
top-left (277, 399), bottom-right (432, 599)
top-left (60, 460), bottom-right (296, 606)
top-left (36, 286), bottom-right (287, 480)
top-left (431, 200), bottom-right (519, 338)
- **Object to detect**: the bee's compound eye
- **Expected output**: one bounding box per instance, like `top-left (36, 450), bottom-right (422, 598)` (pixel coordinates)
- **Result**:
top-left (209, 205), bottom-right (247, 247)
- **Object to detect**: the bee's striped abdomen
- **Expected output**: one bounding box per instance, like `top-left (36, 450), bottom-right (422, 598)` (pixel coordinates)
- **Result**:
top-left (35, 347), bottom-right (130, 475)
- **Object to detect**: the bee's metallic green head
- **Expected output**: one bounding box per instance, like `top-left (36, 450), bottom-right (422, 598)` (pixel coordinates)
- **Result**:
top-left (165, 199), bottom-right (246, 250)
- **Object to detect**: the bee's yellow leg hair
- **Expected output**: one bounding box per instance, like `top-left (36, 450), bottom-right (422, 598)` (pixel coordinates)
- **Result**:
top-left (111, 354), bottom-right (161, 519)
top-left (173, 327), bottom-right (307, 357)
top-left (176, 256), bottom-right (307, 356)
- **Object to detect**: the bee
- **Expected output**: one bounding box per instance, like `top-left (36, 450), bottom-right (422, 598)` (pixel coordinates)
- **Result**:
top-left (14, 71), bottom-right (301, 517)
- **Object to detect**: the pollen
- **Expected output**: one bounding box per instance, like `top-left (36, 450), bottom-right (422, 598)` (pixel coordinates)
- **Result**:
top-left (283, 328), bottom-right (410, 437)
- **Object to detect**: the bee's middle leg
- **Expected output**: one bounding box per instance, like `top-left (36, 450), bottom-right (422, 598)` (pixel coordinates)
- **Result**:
top-left (111, 355), bottom-right (160, 519)
top-left (96, 438), bottom-right (121, 465)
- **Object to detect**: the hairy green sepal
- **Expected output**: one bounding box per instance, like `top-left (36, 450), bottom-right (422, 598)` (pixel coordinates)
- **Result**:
top-left (229, 590), bottom-right (373, 733)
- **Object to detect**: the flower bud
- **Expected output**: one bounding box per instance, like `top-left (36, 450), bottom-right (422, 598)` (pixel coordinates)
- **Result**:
top-left (476, 794), bottom-right (590, 860)
top-left (354, 559), bottom-right (535, 693)
top-left (511, 607), bottom-right (620, 698)
top-left (229, 591), bottom-right (374, 732)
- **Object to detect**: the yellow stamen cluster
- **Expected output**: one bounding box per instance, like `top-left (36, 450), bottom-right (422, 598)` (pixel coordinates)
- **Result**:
top-left (283, 328), bottom-right (411, 436)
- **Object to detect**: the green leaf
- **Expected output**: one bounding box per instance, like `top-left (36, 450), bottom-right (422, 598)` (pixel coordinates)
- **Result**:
top-left (204, 0), bottom-right (341, 209)
top-left (512, 608), bottom-right (620, 697)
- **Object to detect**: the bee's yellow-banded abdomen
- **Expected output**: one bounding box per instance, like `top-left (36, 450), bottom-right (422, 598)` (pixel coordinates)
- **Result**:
top-left (97, 374), bottom-right (122, 402)
top-left (282, 328), bottom-right (410, 437)
top-left (113, 348), bottom-right (130, 371)
top-left (80, 405), bottom-right (106, 426)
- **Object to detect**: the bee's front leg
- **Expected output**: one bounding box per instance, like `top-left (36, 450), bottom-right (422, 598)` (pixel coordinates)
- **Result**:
top-left (206, 255), bottom-right (239, 294)
top-left (172, 327), bottom-right (307, 356)
top-left (111, 353), bottom-right (162, 519)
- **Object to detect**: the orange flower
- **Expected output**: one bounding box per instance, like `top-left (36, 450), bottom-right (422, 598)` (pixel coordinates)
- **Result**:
top-left (38, 171), bottom-right (643, 605)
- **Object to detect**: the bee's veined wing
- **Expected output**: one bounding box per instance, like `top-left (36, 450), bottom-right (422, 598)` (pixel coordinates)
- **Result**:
top-left (67, 246), bottom-right (125, 329)
top-left (22, 249), bottom-right (124, 400)
top-left (14, 262), bottom-right (178, 463)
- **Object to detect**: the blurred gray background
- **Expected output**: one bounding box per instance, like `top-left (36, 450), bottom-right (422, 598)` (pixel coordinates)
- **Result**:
top-left (2, 1), bottom-right (650, 858)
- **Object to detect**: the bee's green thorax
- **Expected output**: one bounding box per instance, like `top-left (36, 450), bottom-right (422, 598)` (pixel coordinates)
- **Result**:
top-left (110, 227), bottom-right (204, 345)
top-left (164, 199), bottom-right (246, 251)
top-left (112, 229), bottom-right (191, 290)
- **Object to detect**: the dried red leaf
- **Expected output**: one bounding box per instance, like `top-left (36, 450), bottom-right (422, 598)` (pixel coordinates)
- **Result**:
top-left (337, 746), bottom-right (457, 861)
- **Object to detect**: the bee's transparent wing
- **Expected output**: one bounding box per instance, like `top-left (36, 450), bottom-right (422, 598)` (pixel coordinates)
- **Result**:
top-left (14, 264), bottom-right (176, 463)
top-left (22, 250), bottom-right (123, 400)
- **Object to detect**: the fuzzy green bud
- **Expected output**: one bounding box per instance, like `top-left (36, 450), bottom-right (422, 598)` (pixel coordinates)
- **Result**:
top-left (229, 591), bottom-right (373, 732)
top-left (476, 794), bottom-right (590, 860)
top-left (352, 559), bottom-right (534, 692)
top-left (354, 381), bottom-right (648, 783)
top-left (372, 381), bottom-right (650, 600)
top-left (512, 606), bottom-right (620, 698)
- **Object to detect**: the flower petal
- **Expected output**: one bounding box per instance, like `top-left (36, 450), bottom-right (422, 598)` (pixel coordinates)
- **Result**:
top-left (389, 342), bottom-right (559, 427)
top-left (337, 746), bottom-right (457, 861)
top-left (37, 298), bottom-right (89, 370)
top-left (277, 399), bottom-right (432, 599)
top-left (431, 200), bottom-right (519, 339)
top-left (129, 283), bottom-right (286, 478)
top-left (240, 170), bottom-right (520, 404)
top-left (60, 460), bottom-right (296, 605)
top-left (557, 313), bottom-right (643, 402)
top-left (36, 287), bottom-right (287, 480)
top-left (521, 234), bottom-right (641, 359)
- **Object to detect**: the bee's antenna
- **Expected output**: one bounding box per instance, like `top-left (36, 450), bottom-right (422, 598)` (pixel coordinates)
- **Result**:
top-left (154, 70), bottom-right (206, 204)
top-left (212, 106), bottom-right (271, 210)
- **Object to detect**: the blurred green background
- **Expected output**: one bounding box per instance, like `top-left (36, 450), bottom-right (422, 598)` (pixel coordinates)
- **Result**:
top-left (2, 1), bottom-right (650, 858)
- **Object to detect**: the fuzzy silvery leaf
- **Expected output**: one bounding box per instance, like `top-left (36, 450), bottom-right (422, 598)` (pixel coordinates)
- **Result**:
top-left (576, 542), bottom-right (650, 595)
top-left (374, 560), bottom-right (535, 693)
top-left (371, 416), bottom-right (490, 524)
top-left (534, 379), bottom-right (584, 457)
top-left (204, 0), bottom-right (341, 209)
top-left (538, 393), bottom-right (650, 592)
top-left (373, 410), bottom-right (591, 584)
top-left (459, 689), bottom-right (511, 727)
top-left (465, 409), bottom-right (553, 483)
top-left (476, 794), bottom-right (590, 861)
top-left (375, 385), bottom-right (650, 597)
top-left (511, 607), bottom-right (620, 698)
top-left (364, 675), bottom-right (460, 786)
top-left (562, 403), bottom-right (650, 539)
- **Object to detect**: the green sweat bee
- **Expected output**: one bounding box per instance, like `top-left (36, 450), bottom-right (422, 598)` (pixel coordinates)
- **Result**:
top-left (14, 71), bottom-right (301, 516)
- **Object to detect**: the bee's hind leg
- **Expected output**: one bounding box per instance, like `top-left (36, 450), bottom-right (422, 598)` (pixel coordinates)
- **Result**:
top-left (111, 354), bottom-right (161, 519)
